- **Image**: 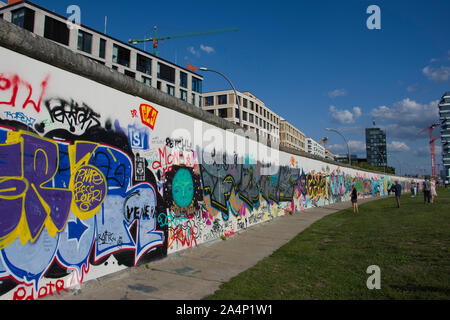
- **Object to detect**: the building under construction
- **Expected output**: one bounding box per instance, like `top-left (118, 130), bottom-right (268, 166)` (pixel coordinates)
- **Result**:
top-left (0, 0), bottom-right (204, 107)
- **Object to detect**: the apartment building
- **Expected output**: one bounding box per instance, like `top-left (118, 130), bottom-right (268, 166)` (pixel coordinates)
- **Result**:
top-left (279, 118), bottom-right (306, 152)
top-left (325, 148), bottom-right (335, 161)
top-left (0, 0), bottom-right (203, 107)
top-left (202, 90), bottom-right (280, 144)
top-left (306, 138), bottom-right (326, 158)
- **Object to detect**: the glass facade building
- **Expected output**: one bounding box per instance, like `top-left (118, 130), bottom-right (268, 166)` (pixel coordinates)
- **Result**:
top-left (365, 127), bottom-right (387, 167)
top-left (439, 92), bottom-right (450, 181)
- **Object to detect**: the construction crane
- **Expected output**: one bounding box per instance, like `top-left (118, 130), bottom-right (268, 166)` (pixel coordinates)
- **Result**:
top-left (419, 123), bottom-right (441, 180)
top-left (128, 26), bottom-right (238, 56)
top-left (319, 137), bottom-right (328, 149)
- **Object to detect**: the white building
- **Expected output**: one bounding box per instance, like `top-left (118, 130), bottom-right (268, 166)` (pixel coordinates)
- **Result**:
top-left (0, 0), bottom-right (203, 107)
top-left (279, 118), bottom-right (307, 152)
top-left (306, 138), bottom-right (326, 158)
top-left (202, 90), bottom-right (280, 144)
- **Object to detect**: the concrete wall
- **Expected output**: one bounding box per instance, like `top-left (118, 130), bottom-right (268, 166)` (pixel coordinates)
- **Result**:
top-left (0, 19), bottom-right (413, 300)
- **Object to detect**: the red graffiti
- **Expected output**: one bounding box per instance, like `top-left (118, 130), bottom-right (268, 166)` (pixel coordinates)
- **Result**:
top-left (131, 109), bottom-right (138, 118)
top-left (152, 146), bottom-right (174, 177)
top-left (224, 230), bottom-right (235, 238)
top-left (0, 74), bottom-right (49, 113)
top-left (12, 279), bottom-right (67, 300)
top-left (169, 224), bottom-right (198, 249)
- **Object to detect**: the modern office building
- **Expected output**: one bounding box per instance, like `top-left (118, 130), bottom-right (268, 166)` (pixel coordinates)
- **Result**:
top-left (279, 118), bottom-right (306, 152)
top-left (365, 127), bottom-right (387, 167)
top-left (0, 0), bottom-right (203, 107)
top-left (306, 138), bottom-right (326, 159)
top-left (202, 90), bottom-right (280, 144)
top-left (439, 91), bottom-right (450, 181)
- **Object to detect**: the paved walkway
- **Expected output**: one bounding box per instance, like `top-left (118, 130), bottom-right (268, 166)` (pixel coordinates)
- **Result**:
top-left (45, 197), bottom-right (385, 300)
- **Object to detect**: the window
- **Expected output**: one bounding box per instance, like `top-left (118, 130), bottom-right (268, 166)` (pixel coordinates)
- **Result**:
top-left (243, 99), bottom-right (248, 108)
top-left (157, 81), bottom-right (161, 90)
top-left (167, 85), bottom-right (174, 96)
top-left (205, 96), bottom-right (214, 106)
top-left (180, 89), bottom-right (187, 101)
top-left (137, 54), bottom-right (152, 75)
top-left (192, 77), bottom-right (202, 93)
top-left (99, 38), bottom-right (106, 58)
top-left (112, 44), bottom-right (130, 67)
top-left (235, 109), bottom-right (240, 119)
top-left (218, 108), bottom-right (227, 118)
top-left (44, 16), bottom-right (69, 45)
top-left (141, 76), bottom-right (151, 86)
top-left (218, 95), bottom-right (227, 105)
top-left (249, 114), bottom-right (254, 123)
top-left (191, 93), bottom-right (196, 105)
top-left (198, 96), bottom-right (202, 108)
top-left (124, 70), bottom-right (135, 79)
top-left (243, 111), bottom-right (248, 121)
top-left (180, 71), bottom-right (188, 88)
top-left (12, 8), bottom-right (35, 32)
top-left (250, 101), bottom-right (254, 111)
top-left (77, 30), bottom-right (92, 54)
top-left (157, 63), bottom-right (175, 83)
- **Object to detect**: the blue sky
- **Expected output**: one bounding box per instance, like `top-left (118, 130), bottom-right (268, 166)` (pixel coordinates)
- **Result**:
top-left (33, 0), bottom-right (450, 175)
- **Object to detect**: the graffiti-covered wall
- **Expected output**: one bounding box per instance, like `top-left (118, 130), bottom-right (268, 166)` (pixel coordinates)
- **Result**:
top-left (0, 46), bottom-right (411, 300)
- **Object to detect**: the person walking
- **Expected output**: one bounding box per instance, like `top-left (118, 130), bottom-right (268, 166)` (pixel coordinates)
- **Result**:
top-left (351, 184), bottom-right (359, 213)
top-left (430, 178), bottom-right (437, 203)
top-left (393, 181), bottom-right (402, 208)
top-left (423, 178), bottom-right (431, 204)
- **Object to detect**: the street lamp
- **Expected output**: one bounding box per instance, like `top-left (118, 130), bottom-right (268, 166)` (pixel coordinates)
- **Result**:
top-left (326, 128), bottom-right (351, 166)
top-left (199, 67), bottom-right (242, 127)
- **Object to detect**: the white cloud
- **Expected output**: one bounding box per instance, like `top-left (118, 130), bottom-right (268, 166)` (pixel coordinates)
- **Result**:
top-left (200, 44), bottom-right (215, 54)
top-left (371, 98), bottom-right (439, 128)
top-left (422, 65), bottom-right (450, 82)
top-left (329, 105), bottom-right (362, 124)
top-left (388, 141), bottom-right (410, 152)
top-left (328, 89), bottom-right (347, 98)
top-left (187, 46), bottom-right (200, 57)
top-left (329, 140), bottom-right (366, 154)
top-left (370, 98), bottom-right (440, 141)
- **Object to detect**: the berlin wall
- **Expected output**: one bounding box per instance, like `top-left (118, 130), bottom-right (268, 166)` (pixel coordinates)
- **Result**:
top-left (0, 20), bottom-right (412, 300)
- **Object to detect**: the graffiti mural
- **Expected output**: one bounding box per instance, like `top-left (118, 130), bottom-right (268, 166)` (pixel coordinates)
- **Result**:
top-left (0, 46), bottom-right (414, 300)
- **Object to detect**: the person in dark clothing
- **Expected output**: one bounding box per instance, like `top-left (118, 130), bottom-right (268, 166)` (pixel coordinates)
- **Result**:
top-left (393, 181), bottom-right (402, 208)
top-left (351, 184), bottom-right (358, 213)
top-left (423, 178), bottom-right (431, 204)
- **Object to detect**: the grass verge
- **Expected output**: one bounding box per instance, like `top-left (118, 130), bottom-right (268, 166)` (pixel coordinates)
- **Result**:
top-left (204, 188), bottom-right (450, 300)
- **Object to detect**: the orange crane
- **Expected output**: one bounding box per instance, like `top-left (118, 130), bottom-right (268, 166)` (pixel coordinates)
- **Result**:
top-left (128, 26), bottom-right (238, 56)
top-left (319, 137), bottom-right (328, 149)
top-left (419, 123), bottom-right (441, 180)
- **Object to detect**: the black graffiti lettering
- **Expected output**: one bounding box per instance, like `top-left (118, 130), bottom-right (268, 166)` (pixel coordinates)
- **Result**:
top-left (45, 98), bottom-right (101, 133)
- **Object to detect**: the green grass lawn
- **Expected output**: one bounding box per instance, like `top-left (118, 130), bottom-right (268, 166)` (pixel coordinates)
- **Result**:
top-left (205, 188), bottom-right (450, 300)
